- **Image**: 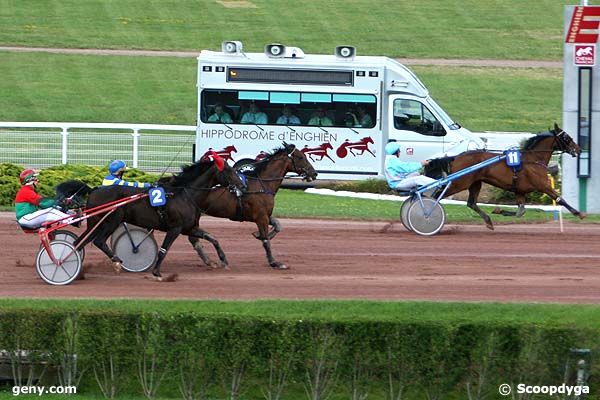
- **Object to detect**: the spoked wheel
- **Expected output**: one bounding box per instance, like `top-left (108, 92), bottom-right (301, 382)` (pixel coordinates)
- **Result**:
top-left (112, 227), bottom-right (158, 272)
top-left (41, 230), bottom-right (85, 262)
top-left (407, 198), bottom-right (446, 236)
top-left (400, 197), bottom-right (416, 232)
top-left (36, 240), bottom-right (82, 285)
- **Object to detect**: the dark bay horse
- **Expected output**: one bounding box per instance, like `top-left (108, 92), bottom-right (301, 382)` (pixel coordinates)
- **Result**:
top-left (193, 143), bottom-right (317, 269)
top-left (74, 156), bottom-right (245, 279)
top-left (424, 124), bottom-right (585, 230)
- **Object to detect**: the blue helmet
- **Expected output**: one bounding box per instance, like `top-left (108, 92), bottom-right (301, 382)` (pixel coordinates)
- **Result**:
top-left (109, 160), bottom-right (126, 174)
top-left (385, 141), bottom-right (401, 155)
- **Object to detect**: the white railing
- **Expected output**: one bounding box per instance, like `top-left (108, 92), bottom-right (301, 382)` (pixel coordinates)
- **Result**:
top-left (0, 122), bottom-right (196, 172)
top-left (0, 121), bottom-right (534, 172)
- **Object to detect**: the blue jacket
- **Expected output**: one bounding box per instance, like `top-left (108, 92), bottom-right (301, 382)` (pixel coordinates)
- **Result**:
top-left (384, 156), bottom-right (422, 189)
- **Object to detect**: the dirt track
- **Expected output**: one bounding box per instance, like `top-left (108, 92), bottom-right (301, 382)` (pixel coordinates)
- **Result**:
top-left (1, 212), bottom-right (599, 303)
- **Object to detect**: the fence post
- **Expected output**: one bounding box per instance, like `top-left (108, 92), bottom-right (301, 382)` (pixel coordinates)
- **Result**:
top-left (61, 127), bottom-right (69, 164)
top-left (132, 129), bottom-right (140, 168)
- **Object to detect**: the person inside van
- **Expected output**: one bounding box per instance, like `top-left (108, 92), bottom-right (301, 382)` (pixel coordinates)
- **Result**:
top-left (345, 105), bottom-right (373, 128)
top-left (276, 105), bottom-right (301, 125)
top-left (308, 107), bottom-right (333, 126)
top-left (208, 104), bottom-right (233, 123)
top-left (384, 141), bottom-right (436, 191)
top-left (241, 102), bottom-right (268, 124)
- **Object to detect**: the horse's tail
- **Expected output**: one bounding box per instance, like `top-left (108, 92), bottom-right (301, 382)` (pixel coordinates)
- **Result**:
top-left (55, 180), bottom-right (93, 207)
top-left (425, 156), bottom-right (455, 179)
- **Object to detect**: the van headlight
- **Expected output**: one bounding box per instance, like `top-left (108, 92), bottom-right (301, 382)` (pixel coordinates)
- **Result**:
top-left (467, 141), bottom-right (480, 151)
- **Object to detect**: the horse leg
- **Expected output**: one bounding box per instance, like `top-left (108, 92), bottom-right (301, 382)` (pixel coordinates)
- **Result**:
top-left (467, 181), bottom-right (494, 230)
top-left (151, 228), bottom-right (182, 279)
top-left (255, 217), bottom-right (287, 270)
top-left (492, 194), bottom-right (526, 217)
top-left (187, 236), bottom-right (219, 268)
top-left (515, 194), bottom-right (526, 217)
top-left (543, 189), bottom-right (587, 219)
top-left (252, 217), bottom-right (281, 240)
top-left (188, 227), bottom-right (230, 269)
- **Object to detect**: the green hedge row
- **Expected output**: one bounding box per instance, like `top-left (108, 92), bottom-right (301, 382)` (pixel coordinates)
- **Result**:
top-left (0, 308), bottom-right (597, 399)
top-left (0, 163), bottom-right (159, 207)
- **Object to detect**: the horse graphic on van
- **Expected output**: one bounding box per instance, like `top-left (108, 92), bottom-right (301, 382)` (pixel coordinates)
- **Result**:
top-left (301, 143), bottom-right (335, 163)
top-left (336, 137), bottom-right (375, 158)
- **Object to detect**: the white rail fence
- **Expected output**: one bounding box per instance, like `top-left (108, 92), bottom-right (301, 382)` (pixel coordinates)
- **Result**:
top-left (0, 122), bottom-right (196, 172)
top-left (0, 121), bottom-right (533, 172)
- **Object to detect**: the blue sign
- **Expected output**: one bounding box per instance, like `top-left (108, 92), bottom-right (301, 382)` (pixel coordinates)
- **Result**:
top-left (505, 149), bottom-right (522, 167)
top-left (149, 187), bottom-right (167, 207)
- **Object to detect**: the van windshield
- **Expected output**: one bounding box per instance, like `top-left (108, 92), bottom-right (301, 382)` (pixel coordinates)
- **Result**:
top-left (426, 97), bottom-right (458, 129)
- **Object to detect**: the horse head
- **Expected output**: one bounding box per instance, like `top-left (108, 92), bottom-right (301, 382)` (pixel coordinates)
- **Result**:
top-left (552, 123), bottom-right (581, 157)
top-left (283, 142), bottom-right (318, 182)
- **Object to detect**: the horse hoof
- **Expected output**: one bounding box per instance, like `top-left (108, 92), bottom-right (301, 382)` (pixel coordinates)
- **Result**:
top-left (485, 223), bottom-right (494, 231)
top-left (145, 274), bottom-right (163, 282)
top-left (271, 262), bottom-right (289, 270)
top-left (580, 213), bottom-right (588, 219)
top-left (112, 262), bottom-right (123, 274)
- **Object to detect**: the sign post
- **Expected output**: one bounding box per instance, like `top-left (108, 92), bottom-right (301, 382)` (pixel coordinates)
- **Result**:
top-left (563, 5), bottom-right (599, 213)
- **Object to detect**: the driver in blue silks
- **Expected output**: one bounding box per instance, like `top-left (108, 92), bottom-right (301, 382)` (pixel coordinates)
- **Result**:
top-left (102, 160), bottom-right (151, 188)
top-left (384, 142), bottom-right (436, 191)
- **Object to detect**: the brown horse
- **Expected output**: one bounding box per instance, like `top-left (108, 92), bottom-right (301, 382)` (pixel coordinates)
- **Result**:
top-left (192, 143), bottom-right (318, 269)
top-left (425, 124), bottom-right (585, 230)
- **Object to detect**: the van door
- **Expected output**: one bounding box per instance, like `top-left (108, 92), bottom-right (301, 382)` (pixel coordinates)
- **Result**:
top-left (387, 95), bottom-right (459, 161)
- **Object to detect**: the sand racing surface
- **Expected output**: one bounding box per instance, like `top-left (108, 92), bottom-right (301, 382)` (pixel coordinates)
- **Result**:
top-left (1, 212), bottom-right (599, 303)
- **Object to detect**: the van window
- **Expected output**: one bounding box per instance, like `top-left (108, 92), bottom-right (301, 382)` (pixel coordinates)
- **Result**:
top-left (201, 89), bottom-right (377, 129)
top-left (393, 99), bottom-right (446, 136)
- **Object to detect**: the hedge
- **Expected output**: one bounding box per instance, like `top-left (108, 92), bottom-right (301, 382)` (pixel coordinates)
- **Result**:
top-left (0, 163), bottom-right (160, 207)
top-left (0, 307), bottom-right (598, 399)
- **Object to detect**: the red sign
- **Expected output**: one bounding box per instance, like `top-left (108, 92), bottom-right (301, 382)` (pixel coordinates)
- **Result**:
top-left (566, 6), bottom-right (600, 44)
top-left (574, 44), bottom-right (596, 66)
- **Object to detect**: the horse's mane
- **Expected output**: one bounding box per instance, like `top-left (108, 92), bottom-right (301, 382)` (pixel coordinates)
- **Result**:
top-left (168, 159), bottom-right (215, 187)
top-left (521, 131), bottom-right (553, 150)
top-left (245, 143), bottom-right (294, 177)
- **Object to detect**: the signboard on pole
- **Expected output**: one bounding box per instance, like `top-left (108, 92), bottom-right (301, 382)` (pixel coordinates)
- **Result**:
top-left (566, 6), bottom-right (600, 44)
top-left (574, 44), bottom-right (596, 66)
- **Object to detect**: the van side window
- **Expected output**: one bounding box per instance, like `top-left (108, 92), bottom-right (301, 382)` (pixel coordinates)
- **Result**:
top-left (200, 89), bottom-right (377, 128)
top-left (393, 99), bottom-right (445, 137)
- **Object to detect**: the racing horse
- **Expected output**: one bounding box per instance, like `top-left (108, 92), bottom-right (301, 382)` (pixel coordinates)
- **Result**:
top-left (193, 143), bottom-right (317, 269)
top-left (424, 124), bottom-right (585, 230)
top-left (74, 154), bottom-right (245, 279)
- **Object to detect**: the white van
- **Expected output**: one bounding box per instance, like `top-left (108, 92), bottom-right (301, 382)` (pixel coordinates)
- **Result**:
top-left (195, 42), bottom-right (484, 180)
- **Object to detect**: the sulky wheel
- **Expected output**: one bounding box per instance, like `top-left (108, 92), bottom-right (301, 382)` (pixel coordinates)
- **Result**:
top-left (400, 197), bottom-right (416, 232)
top-left (406, 198), bottom-right (446, 236)
top-left (36, 240), bottom-right (82, 285)
top-left (111, 226), bottom-right (158, 272)
top-left (42, 230), bottom-right (85, 262)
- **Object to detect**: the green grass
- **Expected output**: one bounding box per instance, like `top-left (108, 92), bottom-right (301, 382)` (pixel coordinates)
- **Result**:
top-left (1, 0), bottom-right (598, 60)
top-left (0, 52), bottom-right (563, 132)
top-left (2, 298), bottom-right (600, 327)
